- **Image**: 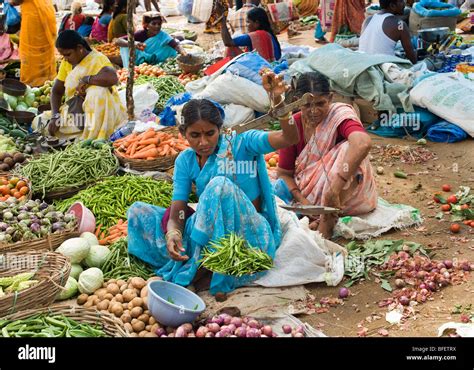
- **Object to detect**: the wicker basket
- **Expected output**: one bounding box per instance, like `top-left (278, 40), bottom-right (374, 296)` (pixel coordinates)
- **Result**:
top-left (0, 228), bottom-right (81, 253)
top-left (177, 54), bottom-right (204, 74)
top-left (1, 304), bottom-right (130, 337)
top-left (0, 251), bottom-right (71, 317)
top-left (114, 127), bottom-right (183, 172)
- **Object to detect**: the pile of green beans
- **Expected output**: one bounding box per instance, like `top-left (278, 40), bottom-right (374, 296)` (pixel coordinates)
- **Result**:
top-left (0, 314), bottom-right (107, 337)
top-left (101, 238), bottom-right (155, 280)
top-left (16, 144), bottom-right (118, 197)
top-left (200, 233), bottom-right (273, 277)
top-left (55, 175), bottom-right (173, 230)
top-left (134, 75), bottom-right (185, 111)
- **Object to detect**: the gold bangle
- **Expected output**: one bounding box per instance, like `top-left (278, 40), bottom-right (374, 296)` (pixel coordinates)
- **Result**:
top-left (165, 229), bottom-right (182, 240)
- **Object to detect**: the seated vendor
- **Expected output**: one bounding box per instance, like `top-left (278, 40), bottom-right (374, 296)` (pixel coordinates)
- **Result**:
top-left (274, 72), bottom-right (377, 239)
top-left (359, 0), bottom-right (417, 64)
top-left (114, 11), bottom-right (185, 68)
top-left (107, 0), bottom-right (128, 42)
top-left (227, 0), bottom-right (260, 35)
top-left (0, 28), bottom-right (19, 68)
top-left (220, 6), bottom-right (282, 62)
top-left (127, 70), bottom-right (299, 295)
top-left (48, 31), bottom-right (126, 140)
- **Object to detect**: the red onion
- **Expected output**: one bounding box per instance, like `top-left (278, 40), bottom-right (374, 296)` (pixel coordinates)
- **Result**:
top-left (196, 326), bottom-right (209, 338)
top-left (443, 271), bottom-right (450, 279)
top-left (261, 325), bottom-right (273, 337)
top-left (419, 283), bottom-right (427, 290)
top-left (427, 281), bottom-right (437, 291)
top-left (282, 324), bottom-right (292, 334)
top-left (206, 323), bottom-right (220, 333)
top-left (210, 316), bottom-right (224, 325)
top-left (431, 268), bottom-right (439, 274)
top-left (438, 278), bottom-right (449, 287)
top-left (417, 271), bottom-right (427, 279)
top-left (160, 335), bottom-right (168, 338)
top-left (294, 333), bottom-right (304, 338)
top-left (230, 317), bottom-right (243, 328)
top-left (215, 332), bottom-right (223, 338)
top-left (230, 335), bottom-right (237, 337)
top-left (247, 319), bottom-right (260, 329)
top-left (235, 327), bottom-right (247, 337)
top-left (175, 327), bottom-right (187, 337)
top-left (246, 328), bottom-right (261, 338)
top-left (419, 288), bottom-right (429, 296)
top-left (399, 296), bottom-right (410, 306)
top-left (219, 328), bottom-right (231, 337)
top-left (443, 260), bottom-right (453, 269)
top-left (181, 323), bottom-right (193, 333)
top-left (219, 313), bottom-right (232, 325)
top-left (227, 324), bottom-right (237, 333)
top-left (339, 287), bottom-right (350, 299)
top-left (439, 268), bottom-right (447, 274)
top-left (461, 262), bottom-right (471, 271)
top-left (205, 332), bottom-right (215, 338)
top-left (155, 328), bottom-right (166, 337)
top-left (436, 262), bottom-right (446, 270)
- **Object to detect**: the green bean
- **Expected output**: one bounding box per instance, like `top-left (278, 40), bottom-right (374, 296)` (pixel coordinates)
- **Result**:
top-left (16, 143), bottom-right (118, 197)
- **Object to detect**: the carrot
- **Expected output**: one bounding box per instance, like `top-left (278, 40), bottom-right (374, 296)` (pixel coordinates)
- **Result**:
top-left (169, 148), bottom-right (178, 156)
top-left (95, 224), bottom-right (102, 237)
top-left (129, 141), bottom-right (139, 156)
top-left (131, 148), bottom-right (159, 159)
top-left (99, 231), bottom-right (106, 240)
top-left (139, 137), bottom-right (160, 146)
top-left (135, 144), bottom-right (156, 154)
top-left (141, 129), bottom-right (156, 140)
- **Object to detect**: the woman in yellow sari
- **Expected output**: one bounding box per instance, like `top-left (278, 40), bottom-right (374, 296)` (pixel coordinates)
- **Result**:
top-left (10, 0), bottom-right (56, 86)
top-left (48, 31), bottom-right (126, 140)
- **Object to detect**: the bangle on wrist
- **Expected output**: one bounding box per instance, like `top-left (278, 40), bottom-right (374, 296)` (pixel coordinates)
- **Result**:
top-left (336, 172), bottom-right (349, 183)
top-left (289, 187), bottom-right (300, 195)
top-left (165, 229), bottom-right (182, 240)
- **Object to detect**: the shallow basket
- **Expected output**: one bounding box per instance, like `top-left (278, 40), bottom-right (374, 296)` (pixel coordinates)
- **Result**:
top-left (0, 251), bottom-right (71, 317)
top-left (0, 228), bottom-right (81, 253)
top-left (114, 127), bottom-right (183, 172)
top-left (177, 54), bottom-right (204, 74)
top-left (0, 304), bottom-right (130, 337)
top-left (0, 173), bottom-right (33, 201)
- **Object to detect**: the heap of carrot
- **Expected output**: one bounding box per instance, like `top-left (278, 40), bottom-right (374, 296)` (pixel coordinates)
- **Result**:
top-left (96, 219), bottom-right (128, 245)
top-left (113, 128), bottom-right (189, 159)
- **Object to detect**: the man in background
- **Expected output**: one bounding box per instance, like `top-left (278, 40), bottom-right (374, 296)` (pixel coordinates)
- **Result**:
top-left (228, 0), bottom-right (260, 35)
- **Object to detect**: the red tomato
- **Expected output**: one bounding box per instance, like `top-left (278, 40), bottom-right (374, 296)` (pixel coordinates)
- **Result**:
top-left (450, 224), bottom-right (461, 233)
top-left (441, 184), bottom-right (451, 192)
top-left (447, 195), bottom-right (458, 204)
top-left (441, 204), bottom-right (451, 212)
top-left (461, 204), bottom-right (470, 210)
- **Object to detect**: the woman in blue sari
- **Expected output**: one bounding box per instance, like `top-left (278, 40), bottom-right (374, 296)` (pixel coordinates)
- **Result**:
top-left (114, 11), bottom-right (185, 68)
top-left (127, 71), bottom-right (299, 295)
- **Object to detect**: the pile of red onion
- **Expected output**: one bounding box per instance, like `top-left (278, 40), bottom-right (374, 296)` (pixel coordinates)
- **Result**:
top-left (379, 251), bottom-right (472, 307)
top-left (153, 314), bottom-right (306, 338)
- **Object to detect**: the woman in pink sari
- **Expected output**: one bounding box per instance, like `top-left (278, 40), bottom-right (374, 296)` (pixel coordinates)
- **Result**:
top-left (275, 72), bottom-right (377, 238)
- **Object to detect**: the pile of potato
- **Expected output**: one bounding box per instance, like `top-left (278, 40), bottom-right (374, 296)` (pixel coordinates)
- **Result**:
top-left (76, 276), bottom-right (162, 337)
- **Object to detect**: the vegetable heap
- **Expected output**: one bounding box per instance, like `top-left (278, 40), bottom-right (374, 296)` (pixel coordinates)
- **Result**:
top-left (97, 219), bottom-right (128, 245)
top-left (55, 175), bottom-right (174, 231)
top-left (101, 238), bottom-right (154, 280)
top-left (0, 152), bottom-right (26, 172)
top-left (113, 128), bottom-right (189, 159)
top-left (0, 272), bottom-right (38, 297)
top-left (0, 135), bottom-right (17, 154)
top-left (16, 143), bottom-right (118, 196)
top-left (200, 233), bottom-right (273, 277)
top-left (0, 199), bottom-right (76, 243)
top-left (0, 314), bottom-right (108, 337)
top-left (156, 57), bottom-right (181, 75)
top-left (0, 175), bottom-right (30, 202)
top-left (134, 75), bottom-right (185, 111)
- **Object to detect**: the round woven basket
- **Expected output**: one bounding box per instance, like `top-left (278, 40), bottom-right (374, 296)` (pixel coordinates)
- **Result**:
top-left (114, 127), bottom-right (185, 172)
top-left (0, 251), bottom-right (71, 317)
top-left (177, 54), bottom-right (204, 74)
top-left (1, 304), bottom-right (130, 337)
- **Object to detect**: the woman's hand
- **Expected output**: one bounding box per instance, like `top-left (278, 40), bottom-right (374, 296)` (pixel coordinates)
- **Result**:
top-left (77, 80), bottom-right (88, 96)
top-left (136, 42), bottom-right (146, 51)
top-left (260, 69), bottom-right (288, 103)
top-left (48, 115), bottom-right (61, 136)
top-left (166, 231), bottom-right (189, 261)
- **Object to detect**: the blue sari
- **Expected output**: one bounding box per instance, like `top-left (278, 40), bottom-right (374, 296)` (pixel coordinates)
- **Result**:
top-left (127, 131), bottom-right (282, 294)
top-left (120, 31), bottom-right (178, 68)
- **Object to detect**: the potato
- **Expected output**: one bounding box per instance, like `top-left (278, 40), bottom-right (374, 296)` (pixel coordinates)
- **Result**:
top-left (108, 279), bottom-right (117, 284)
top-left (95, 288), bottom-right (108, 300)
top-left (124, 322), bottom-right (133, 333)
top-left (145, 325), bottom-right (152, 331)
top-left (130, 297), bottom-right (143, 308)
top-left (150, 323), bottom-right (160, 333)
top-left (77, 294), bottom-right (89, 305)
top-left (116, 279), bottom-right (127, 287)
top-left (122, 289), bottom-right (137, 303)
top-left (114, 294), bottom-right (124, 303)
top-left (140, 286), bottom-right (148, 298)
top-left (144, 332), bottom-right (158, 338)
top-left (120, 284), bottom-right (128, 293)
top-left (107, 283), bottom-right (120, 296)
top-left (97, 299), bottom-right (110, 311)
top-left (130, 332), bottom-right (138, 337)
top-left (102, 283), bottom-right (108, 288)
top-left (104, 293), bottom-right (114, 301)
top-left (110, 303), bottom-right (124, 317)
top-left (131, 319), bottom-right (145, 333)
top-left (138, 330), bottom-right (148, 337)
top-left (130, 306), bottom-right (143, 318)
top-left (83, 300), bottom-right (94, 308)
top-left (149, 316), bottom-right (157, 326)
top-left (120, 313), bottom-right (132, 324)
top-left (144, 310), bottom-right (150, 316)
top-left (142, 297), bottom-right (148, 310)
top-left (138, 314), bottom-right (150, 324)
top-left (147, 276), bottom-right (162, 284)
top-left (122, 303), bottom-right (128, 310)
top-left (130, 277), bottom-right (146, 290)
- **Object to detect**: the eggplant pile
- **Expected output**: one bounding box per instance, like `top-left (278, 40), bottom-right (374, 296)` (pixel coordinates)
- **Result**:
top-left (0, 198), bottom-right (77, 243)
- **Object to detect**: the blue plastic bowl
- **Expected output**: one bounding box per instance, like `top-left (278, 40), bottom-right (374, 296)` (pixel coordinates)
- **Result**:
top-left (147, 280), bottom-right (206, 327)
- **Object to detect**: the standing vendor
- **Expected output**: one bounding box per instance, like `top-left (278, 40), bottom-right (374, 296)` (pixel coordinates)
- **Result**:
top-left (127, 70), bottom-right (299, 295)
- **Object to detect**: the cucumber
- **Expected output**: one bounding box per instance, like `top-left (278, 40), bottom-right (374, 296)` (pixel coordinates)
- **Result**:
top-left (393, 171), bottom-right (408, 179)
top-left (81, 139), bottom-right (93, 148)
top-left (0, 125), bottom-right (10, 134)
top-left (92, 139), bottom-right (107, 149)
top-left (9, 129), bottom-right (27, 139)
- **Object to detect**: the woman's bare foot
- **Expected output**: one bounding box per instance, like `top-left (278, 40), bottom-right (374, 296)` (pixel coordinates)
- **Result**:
top-left (317, 214), bottom-right (338, 239)
top-left (191, 268), bottom-right (212, 292)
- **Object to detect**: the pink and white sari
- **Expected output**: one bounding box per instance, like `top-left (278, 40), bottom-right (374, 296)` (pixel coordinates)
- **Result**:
top-left (294, 103), bottom-right (377, 216)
